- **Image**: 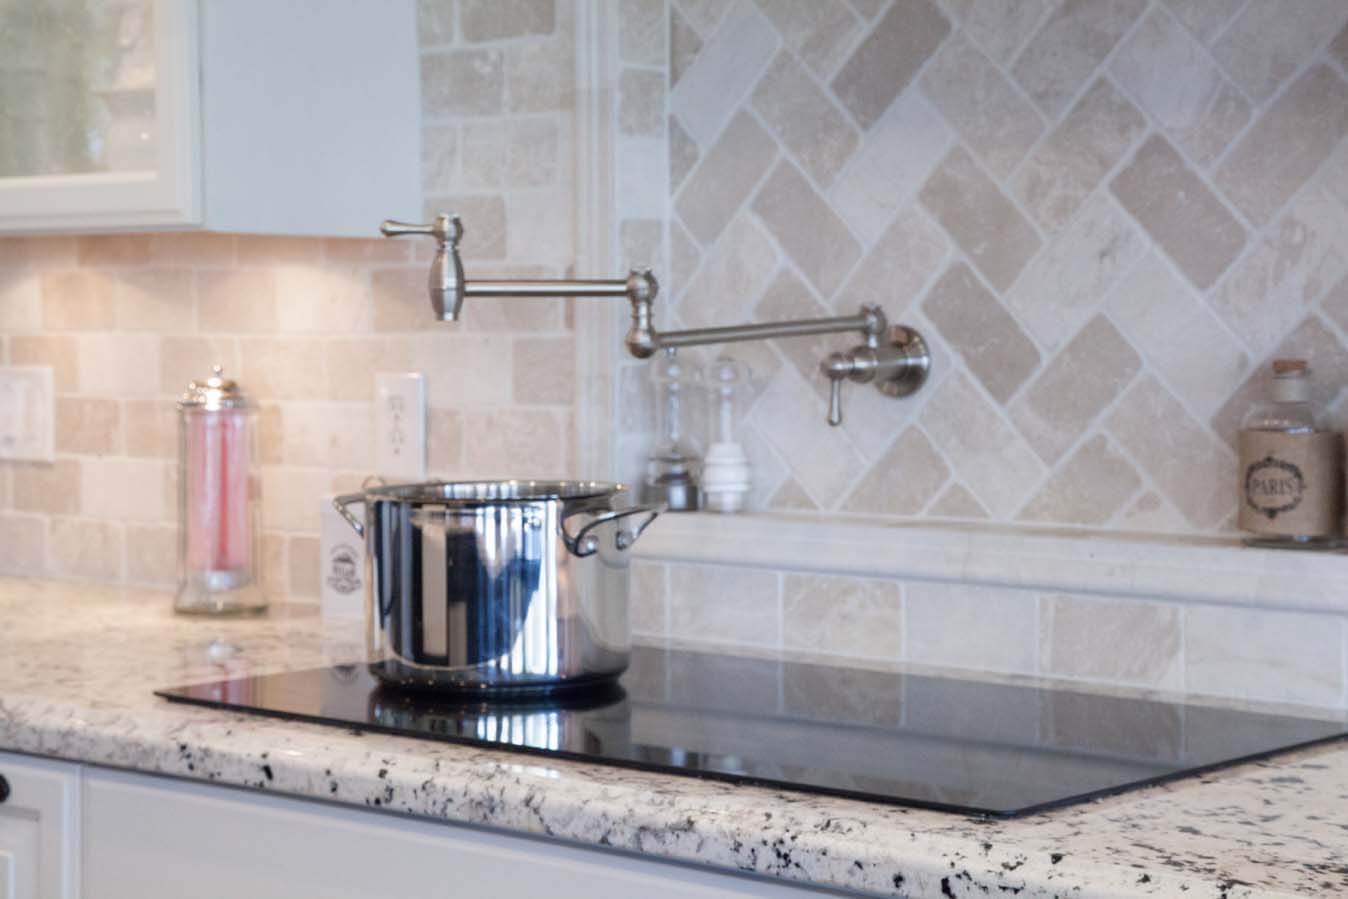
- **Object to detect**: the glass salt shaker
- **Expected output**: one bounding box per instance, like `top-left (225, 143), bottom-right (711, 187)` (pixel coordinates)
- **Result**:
top-left (175, 366), bottom-right (267, 614)
top-left (641, 348), bottom-right (704, 512)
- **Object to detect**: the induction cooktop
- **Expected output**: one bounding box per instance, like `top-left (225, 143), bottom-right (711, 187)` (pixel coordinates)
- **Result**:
top-left (158, 646), bottom-right (1348, 817)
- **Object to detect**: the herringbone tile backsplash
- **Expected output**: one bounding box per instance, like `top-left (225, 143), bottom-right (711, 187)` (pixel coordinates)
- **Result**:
top-left (613, 0), bottom-right (1348, 536)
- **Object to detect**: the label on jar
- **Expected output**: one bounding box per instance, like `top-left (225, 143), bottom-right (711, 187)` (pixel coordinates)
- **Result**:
top-left (1237, 431), bottom-right (1343, 537)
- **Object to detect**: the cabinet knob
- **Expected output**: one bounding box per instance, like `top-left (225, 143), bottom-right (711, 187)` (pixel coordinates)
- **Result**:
top-left (0, 773), bottom-right (9, 803)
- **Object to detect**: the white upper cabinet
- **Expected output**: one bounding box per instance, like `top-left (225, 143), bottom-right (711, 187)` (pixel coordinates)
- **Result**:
top-left (0, 0), bottom-right (422, 237)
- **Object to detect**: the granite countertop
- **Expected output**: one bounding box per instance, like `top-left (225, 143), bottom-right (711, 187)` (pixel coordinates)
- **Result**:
top-left (1, 577), bottom-right (1346, 898)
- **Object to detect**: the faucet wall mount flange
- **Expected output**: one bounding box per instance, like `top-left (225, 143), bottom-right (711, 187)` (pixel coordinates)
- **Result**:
top-left (381, 214), bottom-right (931, 427)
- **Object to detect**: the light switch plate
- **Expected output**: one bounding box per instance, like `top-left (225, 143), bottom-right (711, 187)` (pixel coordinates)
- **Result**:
top-left (374, 372), bottom-right (426, 481)
top-left (0, 366), bottom-right (54, 462)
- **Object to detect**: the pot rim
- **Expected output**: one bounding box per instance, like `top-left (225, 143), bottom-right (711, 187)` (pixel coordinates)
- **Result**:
top-left (361, 479), bottom-right (625, 504)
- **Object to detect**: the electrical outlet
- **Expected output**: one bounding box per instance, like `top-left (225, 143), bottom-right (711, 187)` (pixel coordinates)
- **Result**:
top-left (374, 372), bottom-right (426, 481)
top-left (0, 366), bottom-right (54, 462)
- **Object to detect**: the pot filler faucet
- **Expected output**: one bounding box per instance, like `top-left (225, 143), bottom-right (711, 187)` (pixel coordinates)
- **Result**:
top-left (381, 213), bottom-right (931, 426)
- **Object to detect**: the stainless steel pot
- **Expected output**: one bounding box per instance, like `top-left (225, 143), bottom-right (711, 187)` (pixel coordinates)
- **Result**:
top-left (333, 481), bottom-right (661, 694)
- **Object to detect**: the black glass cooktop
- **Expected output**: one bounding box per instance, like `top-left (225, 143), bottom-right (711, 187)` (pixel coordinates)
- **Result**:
top-left (158, 646), bottom-right (1348, 817)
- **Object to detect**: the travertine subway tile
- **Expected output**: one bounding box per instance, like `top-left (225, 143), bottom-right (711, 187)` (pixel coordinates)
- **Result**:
top-left (56, 396), bottom-right (121, 456)
top-left (512, 336), bottom-right (575, 405)
top-left (928, 482), bottom-right (988, 518)
top-left (460, 409), bottom-right (567, 476)
top-left (922, 263), bottom-right (1040, 405)
top-left (125, 523), bottom-right (175, 586)
top-left (78, 334), bottom-right (158, 397)
top-left (1111, 8), bottom-right (1248, 168)
top-left (828, 89), bottom-right (954, 245)
top-left (0, 271), bottom-right (40, 331)
top-left (629, 560), bottom-right (667, 638)
top-left (670, 0), bottom-right (778, 145)
top-left (675, 111), bottom-right (776, 245)
top-left (1212, 0), bottom-right (1348, 102)
top-left (1107, 253), bottom-right (1248, 420)
top-left (13, 459), bottom-right (81, 515)
top-left (669, 562), bottom-right (781, 650)
top-left (0, 515), bottom-right (44, 576)
top-left (415, 0), bottom-right (453, 46)
top-left (1019, 435), bottom-right (1142, 526)
top-left (668, 115), bottom-right (698, 191)
top-left (1014, 79), bottom-right (1146, 233)
top-left (1041, 593), bottom-right (1180, 687)
top-left (41, 270), bottom-right (114, 331)
top-left (1110, 134), bottom-right (1245, 289)
top-left (841, 426), bottom-right (949, 515)
top-left (1012, 316), bottom-right (1141, 464)
top-left (941, 0), bottom-right (1054, 65)
top-left (1162, 0), bottom-right (1245, 45)
top-left (751, 51), bottom-right (859, 188)
top-left (10, 336), bottom-right (78, 392)
top-left (1186, 605), bottom-right (1344, 706)
top-left (905, 581), bottom-right (1039, 675)
top-left (75, 234), bottom-right (151, 266)
top-left (669, 7), bottom-right (702, 86)
top-left (619, 70), bottom-right (665, 137)
top-left (620, 0), bottom-right (664, 66)
top-left (123, 399), bottom-right (176, 459)
top-left (1209, 186), bottom-right (1348, 358)
top-left (198, 269), bottom-right (277, 332)
top-left (1005, 193), bottom-right (1145, 351)
top-left (427, 408), bottom-right (463, 473)
top-left (748, 367), bottom-right (866, 505)
top-left (920, 34), bottom-right (1043, 180)
top-left (752, 0), bottom-right (860, 76)
top-left (1107, 375), bottom-right (1233, 528)
top-left (48, 518), bottom-right (123, 581)
top-left (420, 124), bottom-right (457, 196)
top-left (1011, 0), bottom-right (1147, 117)
top-left (752, 161), bottom-right (861, 298)
top-left (830, 0), bottom-right (950, 129)
top-left (784, 573), bottom-right (901, 659)
top-left (420, 49), bottom-right (505, 117)
top-left (1215, 65), bottom-right (1348, 227)
top-left (678, 214), bottom-right (778, 328)
top-left (840, 206), bottom-right (947, 317)
top-left (920, 372), bottom-right (1045, 517)
top-left (459, 0), bottom-right (554, 42)
top-left (919, 147), bottom-right (1041, 292)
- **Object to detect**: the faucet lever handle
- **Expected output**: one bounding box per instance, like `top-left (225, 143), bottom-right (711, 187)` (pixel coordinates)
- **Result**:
top-left (821, 352), bottom-right (857, 427)
top-left (380, 213), bottom-right (462, 248)
top-left (827, 375), bottom-right (845, 426)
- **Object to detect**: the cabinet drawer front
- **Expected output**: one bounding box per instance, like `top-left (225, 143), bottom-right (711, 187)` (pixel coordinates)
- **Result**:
top-left (83, 769), bottom-right (822, 899)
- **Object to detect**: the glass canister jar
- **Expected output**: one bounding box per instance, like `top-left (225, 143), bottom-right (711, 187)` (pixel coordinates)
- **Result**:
top-left (175, 366), bottom-right (266, 615)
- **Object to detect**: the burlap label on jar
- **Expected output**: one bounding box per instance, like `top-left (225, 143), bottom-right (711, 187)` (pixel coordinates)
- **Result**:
top-left (1237, 431), bottom-right (1343, 537)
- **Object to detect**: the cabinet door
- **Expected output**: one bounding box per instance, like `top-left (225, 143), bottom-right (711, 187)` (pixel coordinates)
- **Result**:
top-left (0, 0), bottom-right (199, 232)
top-left (84, 768), bottom-right (820, 898)
top-left (0, 753), bottom-right (80, 899)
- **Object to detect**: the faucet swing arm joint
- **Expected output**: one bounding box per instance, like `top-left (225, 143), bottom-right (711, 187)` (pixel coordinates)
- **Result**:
top-left (381, 215), bottom-right (929, 426)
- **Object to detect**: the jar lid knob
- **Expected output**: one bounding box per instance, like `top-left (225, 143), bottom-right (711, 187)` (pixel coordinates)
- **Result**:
top-left (180, 365), bottom-right (248, 410)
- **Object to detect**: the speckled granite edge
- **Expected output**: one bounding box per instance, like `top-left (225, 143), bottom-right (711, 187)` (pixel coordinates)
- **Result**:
top-left (0, 580), bottom-right (1342, 898)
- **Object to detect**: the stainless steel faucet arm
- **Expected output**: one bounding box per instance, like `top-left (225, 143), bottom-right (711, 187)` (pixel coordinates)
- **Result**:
top-left (382, 213), bottom-right (929, 426)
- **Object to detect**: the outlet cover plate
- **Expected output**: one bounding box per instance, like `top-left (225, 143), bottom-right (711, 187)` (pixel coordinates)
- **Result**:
top-left (374, 372), bottom-right (426, 481)
top-left (0, 366), bottom-right (54, 462)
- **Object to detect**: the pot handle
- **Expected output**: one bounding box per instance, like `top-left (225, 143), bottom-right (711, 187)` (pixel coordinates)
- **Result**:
top-left (562, 504), bottom-right (664, 558)
top-left (333, 494), bottom-right (366, 538)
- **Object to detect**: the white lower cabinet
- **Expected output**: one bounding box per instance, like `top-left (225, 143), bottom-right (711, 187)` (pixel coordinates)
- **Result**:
top-left (0, 752), bottom-right (821, 899)
top-left (0, 754), bottom-right (80, 899)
